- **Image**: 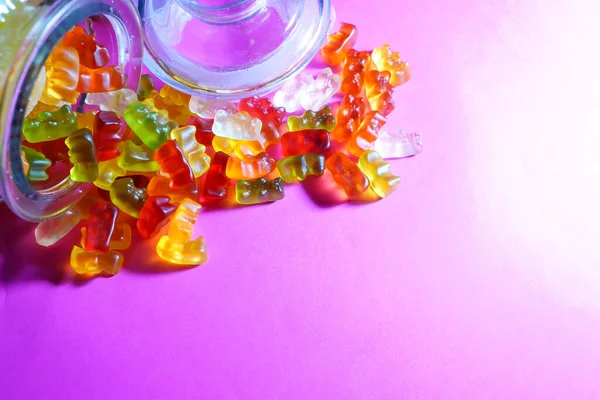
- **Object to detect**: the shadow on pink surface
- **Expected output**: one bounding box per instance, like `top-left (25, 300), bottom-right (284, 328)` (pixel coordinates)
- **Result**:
top-left (0, 205), bottom-right (69, 285)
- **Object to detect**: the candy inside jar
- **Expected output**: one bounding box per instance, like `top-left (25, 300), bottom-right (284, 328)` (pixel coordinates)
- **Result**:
top-left (0, 0), bottom-right (143, 222)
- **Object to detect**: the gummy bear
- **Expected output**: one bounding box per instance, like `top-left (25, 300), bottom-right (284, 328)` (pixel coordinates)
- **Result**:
top-left (124, 102), bottom-right (177, 150)
top-left (66, 128), bottom-right (99, 182)
top-left (212, 136), bottom-right (263, 159)
top-left (94, 111), bottom-right (123, 161)
top-left (201, 152), bottom-right (232, 205)
top-left (85, 88), bottom-right (138, 117)
top-left (35, 207), bottom-right (81, 247)
top-left (21, 146), bottom-right (51, 181)
top-left (272, 71), bottom-right (313, 113)
top-left (258, 121), bottom-right (282, 148)
top-left (70, 245), bottom-right (123, 276)
top-left (371, 43), bottom-right (411, 87)
top-left (156, 199), bottom-right (207, 265)
top-left (325, 152), bottom-right (369, 198)
top-left (94, 158), bottom-right (126, 191)
top-left (277, 154), bottom-right (326, 183)
top-left (170, 125), bottom-right (211, 178)
top-left (238, 96), bottom-right (285, 126)
top-left (23, 104), bottom-right (78, 143)
top-left (372, 130), bottom-right (423, 160)
top-left (39, 45), bottom-right (80, 105)
top-left (81, 222), bottom-right (132, 251)
top-left (149, 85), bottom-right (192, 126)
top-left (109, 178), bottom-right (148, 218)
top-left (357, 150), bottom-right (401, 198)
top-left (212, 110), bottom-right (262, 141)
top-left (348, 111), bottom-right (387, 157)
top-left (77, 65), bottom-right (125, 93)
top-left (341, 49), bottom-right (371, 96)
top-left (235, 178), bottom-right (284, 205)
top-left (77, 110), bottom-right (96, 131)
top-left (287, 106), bottom-right (336, 132)
top-left (165, 198), bottom-right (202, 243)
top-left (225, 152), bottom-right (276, 180)
top-left (281, 129), bottom-right (331, 157)
top-left (117, 140), bottom-right (161, 172)
top-left (364, 70), bottom-right (395, 117)
top-left (188, 97), bottom-right (237, 119)
top-left (61, 26), bottom-right (109, 69)
top-left (154, 140), bottom-right (195, 189)
top-left (137, 74), bottom-right (157, 101)
top-left (147, 176), bottom-right (199, 204)
top-left (137, 196), bottom-right (177, 239)
top-left (331, 94), bottom-right (366, 142)
top-left (189, 116), bottom-right (215, 148)
top-left (300, 68), bottom-right (341, 111)
top-left (321, 22), bottom-right (358, 66)
top-left (83, 202), bottom-right (118, 253)
top-left (156, 236), bottom-right (208, 266)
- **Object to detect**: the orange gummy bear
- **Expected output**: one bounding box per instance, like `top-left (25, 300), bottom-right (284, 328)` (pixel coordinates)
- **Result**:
top-left (341, 49), bottom-right (371, 96)
top-left (364, 70), bottom-right (395, 116)
top-left (62, 26), bottom-right (110, 69)
top-left (77, 65), bottom-right (125, 93)
top-left (321, 22), bottom-right (358, 66)
top-left (331, 94), bottom-right (366, 143)
top-left (348, 111), bottom-right (387, 157)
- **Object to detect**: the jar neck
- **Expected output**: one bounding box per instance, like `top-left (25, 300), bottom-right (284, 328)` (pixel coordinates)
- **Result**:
top-left (0, 0), bottom-right (143, 222)
top-left (175, 0), bottom-right (267, 24)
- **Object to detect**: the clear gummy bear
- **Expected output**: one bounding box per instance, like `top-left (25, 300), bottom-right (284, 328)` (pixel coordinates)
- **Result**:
top-left (272, 71), bottom-right (313, 113)
top-left (372, 130), bottom-right (423, 159)
top-left (300, 68), bottom-right (341, 111)
top-left (85, 88), bottom-right (138, 116)
top-left (188, 96), bottom-right (237, 119)
top-left (212, 110), bottom-right (263, 141)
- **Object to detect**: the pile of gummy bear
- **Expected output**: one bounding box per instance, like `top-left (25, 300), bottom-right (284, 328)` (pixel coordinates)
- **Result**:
top-left (21, 22), bottom-right (422, 277)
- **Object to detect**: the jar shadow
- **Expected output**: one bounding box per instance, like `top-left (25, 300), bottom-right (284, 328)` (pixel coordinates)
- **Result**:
top-left (0, 206), bottom-right (70, 285)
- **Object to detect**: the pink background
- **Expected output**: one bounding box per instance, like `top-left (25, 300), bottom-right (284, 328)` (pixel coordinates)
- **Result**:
top-left (2, 0), bottom-right (600, 398)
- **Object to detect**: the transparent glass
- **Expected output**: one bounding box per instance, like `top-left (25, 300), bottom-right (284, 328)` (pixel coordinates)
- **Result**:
top-left (0, 0), bottom-right (143, 222)
top-left (138, 0), bottom-right (332, 98)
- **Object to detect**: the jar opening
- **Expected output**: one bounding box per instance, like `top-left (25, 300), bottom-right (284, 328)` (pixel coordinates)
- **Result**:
top-left (0, 0), bottom-right (143, 222)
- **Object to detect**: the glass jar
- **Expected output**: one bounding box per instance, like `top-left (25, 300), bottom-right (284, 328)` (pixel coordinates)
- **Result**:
top-left (138, 0), bottom-right (332, 99)
top-left (0, 0), bottom-right (143, 222)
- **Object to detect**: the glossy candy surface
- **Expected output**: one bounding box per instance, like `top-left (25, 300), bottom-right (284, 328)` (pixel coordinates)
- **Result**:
top-left (287, 106), bottom-right (336, 132)
top-left (281, 130), bottom-right (331, 157)
top-left (225, 152), bottom-right (276, 180)
top-left (66, 128), bottom-right (98, 182)
top-left (235, 178), bottom-right (284, 205)
top-left (357, 150), bottom-right (401, 198)
top-left (325, 152), bottom-right (369, 198)
top-left (277, 154), bottom-right (326, 183)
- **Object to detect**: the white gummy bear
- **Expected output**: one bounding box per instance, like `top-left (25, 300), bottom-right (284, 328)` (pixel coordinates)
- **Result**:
top-left (212, 110), bottom-right (263, 141)
top-left (372, 130), bottom-right (423, 160)
top-left (189, 96), bottom-right (237, 119)
top-left (85, 88), bottom-right (137, 116)
top-left (300, 68), bottom-right (341, 111)
top-left (272, 71), bottom-right (313, 113)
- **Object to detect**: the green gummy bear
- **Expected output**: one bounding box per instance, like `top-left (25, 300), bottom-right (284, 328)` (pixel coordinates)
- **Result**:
top-left (23, 105), bottom-right (78, 143)
top-left (66, 128), bottom-right (98, 182)
top-left (124, 102), bottom-right (176, 150)
top-left (235, 177), bottom-right (284, 205)
top-left (287, 106), bottom-right (336, 132)
top-left (22, 146), bottom-right (51, 182)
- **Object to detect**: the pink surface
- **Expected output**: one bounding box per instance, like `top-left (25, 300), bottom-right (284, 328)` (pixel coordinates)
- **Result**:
top-left (2, 0), bottom-right (600, 398)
